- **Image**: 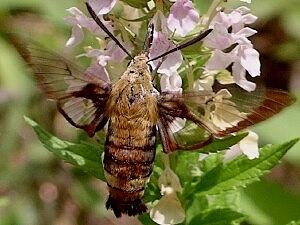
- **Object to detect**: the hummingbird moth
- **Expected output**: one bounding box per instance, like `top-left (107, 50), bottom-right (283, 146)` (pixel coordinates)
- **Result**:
top-left (11, 2), bottom-right (295, 217)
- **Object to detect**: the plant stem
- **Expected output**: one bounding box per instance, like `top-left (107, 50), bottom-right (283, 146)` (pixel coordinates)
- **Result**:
top-left (203, 0), bottom-right (225, 27)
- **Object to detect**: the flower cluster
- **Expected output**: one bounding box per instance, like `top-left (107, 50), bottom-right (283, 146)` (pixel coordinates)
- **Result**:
top-left (203, 6), bottom-right (260, 92)
top-left (64, 0), bottom-right (261, 223)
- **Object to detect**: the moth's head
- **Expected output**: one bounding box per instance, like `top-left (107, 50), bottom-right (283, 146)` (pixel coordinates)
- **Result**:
top-left (127, 53), bottom-right (149, 72)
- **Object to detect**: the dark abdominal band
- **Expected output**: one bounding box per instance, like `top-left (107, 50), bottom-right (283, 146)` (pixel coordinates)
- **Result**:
top-left (103, 126), bottom-right (156, 217)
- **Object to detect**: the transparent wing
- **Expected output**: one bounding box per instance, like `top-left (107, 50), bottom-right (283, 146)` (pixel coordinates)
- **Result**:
top-left (13, 38), bottom-right (112, 136)
top-left (157, 93), bottom-right (214, 153)
top-left (157, 86), bottom-right (295, 152)
top-left (185, 85), bottom-right (295, 137)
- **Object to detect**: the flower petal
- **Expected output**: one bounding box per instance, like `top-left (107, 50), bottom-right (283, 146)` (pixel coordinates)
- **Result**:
top-left (224, 144), bottom-right (243, 161)
top-left (240, 0), bottom-right (251, 3)
top-left (65, 7), bottom-right (113, 48)
top-left (193, 74), bottom-right (214, 91)
top-left (149, 32), bottom-right (183, 75)
top-left (150, 193), bottom-right (185, 225)
top-left (65, 24), bottom-right (84, 48)
top-left (235, 27), bottom-right (257, 38)
top-left (167, 0), bottom-right (199, 37)
top-left (232, 62), bottom-right (256, 91)
top-left (158, 167), bottom-right (182, 194)
top-left (87, 0), bottom-right (117, 15)
top-left (239, 131), bottom-right (259, 159)
top-left (203, 23), bottom-right (234, 49)
top-left (205, 50), bottom-right (233, 71)
top-left (240, 47), bottom-right (261, 77)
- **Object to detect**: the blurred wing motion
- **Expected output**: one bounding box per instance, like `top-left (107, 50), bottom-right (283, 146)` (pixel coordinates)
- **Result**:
top-left (158, 85), bottom-right (295, 152)
top-left (12, 38), bottom-right (112, 137)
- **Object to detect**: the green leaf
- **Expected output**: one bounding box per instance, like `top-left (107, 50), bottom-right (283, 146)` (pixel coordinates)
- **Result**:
top-left (199, 133), bottom-right (248, 153)
top-left (175, 133), bottom-right (247, 184)
top-left (286, 221), bottom-right (300, 225)
top-left (200, 152), bottom-right (224, 173)
top-left (188, 208), bottom-right (245, 225)
top-left (24, 116), bottom-right (105, 181)
top-left (241, 180), bottom-right (300, 225)
top-left (187, 139), bottom-right (299, 198)
top-left (120, 0), bottom-right (150, 8)
top-left (0, 197), bottom-right (9, 208)
top-left (138, 214), bottom-right (159, 225)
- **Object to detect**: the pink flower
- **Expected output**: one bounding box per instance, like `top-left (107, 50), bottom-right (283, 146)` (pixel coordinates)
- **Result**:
top-left (87, 0), bottom-right (117, 15)
top-left (149, 11), bottom-right (183, 93)
top-left (65, 7), bottom-right (114, 48)
top-left (203, 7), bottom-right (260, 91)
top-left (210, 7), bottom-right (257, 33)
top-left (84, 37), bottom-right (132, 67)
top-left (205, 43), bottom-right (260, 91)
top-left (149, 11), bottom-right (183, 76)
top-left (167, 0), bottom-right (200, 37)
top-left (85, 61), bottom-right (110, 82)
top-left (149, 32), bottom-right (183, 76)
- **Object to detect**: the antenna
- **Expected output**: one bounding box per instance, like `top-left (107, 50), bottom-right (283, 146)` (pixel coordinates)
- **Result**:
top-left (143, 23), bottom-right (154, 56)
top-left (85, 2), bottom-right (133, 59)
top-left (147, 29), bottom-right (213, 62)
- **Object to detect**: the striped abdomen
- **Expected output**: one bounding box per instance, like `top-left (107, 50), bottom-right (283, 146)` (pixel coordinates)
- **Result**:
top-left (103, 115), bottom-right (156, 217)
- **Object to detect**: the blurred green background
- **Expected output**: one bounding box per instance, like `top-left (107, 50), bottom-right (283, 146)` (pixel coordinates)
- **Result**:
top-left (0, 0), bottom-right (300, 224)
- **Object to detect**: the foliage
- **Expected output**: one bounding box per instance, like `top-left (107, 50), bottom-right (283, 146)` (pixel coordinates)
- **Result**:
top-left (0, 0), bottom-right (300, 225)
top-left (26, 117), bottom-right (298, 224)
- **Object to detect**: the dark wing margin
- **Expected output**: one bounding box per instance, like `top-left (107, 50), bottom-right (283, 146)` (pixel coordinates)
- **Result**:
top-left (215, 86), bottom-right (296, 136)
top-left (157, 86), bottom-right (295, 152)
top-left (9, 35), bottom-right (112, 137)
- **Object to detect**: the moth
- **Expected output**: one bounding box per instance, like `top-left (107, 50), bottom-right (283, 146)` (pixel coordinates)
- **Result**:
top-left (11, 2), bottom-right (295, 217)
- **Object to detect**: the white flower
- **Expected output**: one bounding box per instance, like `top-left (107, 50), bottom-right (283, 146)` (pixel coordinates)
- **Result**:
top-left (160, 71), bottom-right (182, 93)
top-left (65, 7), bottom-right (114, 48)
top-left (167, 0), bottom-right (200, 37)
top-left (203, 7), bottom-right (260, 91)
top-left (150, 158), bottom-right (185, 225)
top-left (193, 72), bottom-right (215, 91)
top-left (87, 0), bottom-right (117, 15)
top-left (209, 89), bottom-right (246, 130)
top-left (240, 0), bottom-right (251, 3)
top-left (224, 131), bottom-right (259, 160)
